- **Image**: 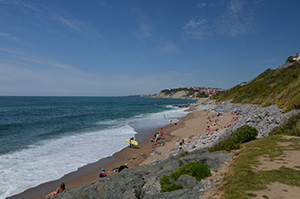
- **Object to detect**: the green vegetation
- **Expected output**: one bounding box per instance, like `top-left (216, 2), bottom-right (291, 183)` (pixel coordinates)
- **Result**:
top-left (160, 175), bottom-right (183, 192)
top-left (270, 112), bottom-right (300, 136)
top-left (160, 87), bottom-right (209, 98)
top-left (196, 92), bottom-right (209, 98)
top-left (209, 125), bottom-right (258, 152)
top-left (221, 135), bottom-right (300, 199)
top-left (221, 115), bottom-right (300, 198)
top-left (246, 193), bottom-right (257, 197)
top-left (170, 162), bottom-right (210, 181)
top-left (161, 88), bottom-right (192, 96)
top-left (159, 162), bottom-right (211, 192)
top-left (213, 62), bottom-right (300, 108)
top-left (177, 151), bottom-right (188, 159)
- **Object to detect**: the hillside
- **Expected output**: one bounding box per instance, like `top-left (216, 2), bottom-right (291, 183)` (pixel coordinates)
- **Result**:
top-left (155, 87), bottom-right (225, 98)
top-left (214, 62), bottom-right (300, 108)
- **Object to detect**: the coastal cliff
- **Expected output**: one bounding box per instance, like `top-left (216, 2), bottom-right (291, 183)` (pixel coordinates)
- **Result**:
top-left (50, 59), bottom-right (300, 199)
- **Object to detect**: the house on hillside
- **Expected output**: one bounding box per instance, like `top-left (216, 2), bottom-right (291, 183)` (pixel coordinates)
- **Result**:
top-left (291, 53), bottom-right (300, 61)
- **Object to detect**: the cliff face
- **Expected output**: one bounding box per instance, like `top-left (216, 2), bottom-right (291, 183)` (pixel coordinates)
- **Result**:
top-left (52, 150), bottom-right (234, 199)
top-left (155, 90), bottom-right (189, 98)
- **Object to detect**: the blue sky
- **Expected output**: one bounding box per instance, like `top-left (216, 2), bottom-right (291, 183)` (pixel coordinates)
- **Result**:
top-left (1, 0), bottom-right (300, 96)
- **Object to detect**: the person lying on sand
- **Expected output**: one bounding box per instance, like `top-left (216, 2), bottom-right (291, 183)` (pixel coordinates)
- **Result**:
top-left (45, 182), bottom-right (65, 198)
top-left (118, 163), bottom-right (128, 172)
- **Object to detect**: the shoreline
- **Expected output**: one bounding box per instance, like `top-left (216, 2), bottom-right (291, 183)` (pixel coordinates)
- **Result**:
top-left (9, 106), bottom-right (197, 199)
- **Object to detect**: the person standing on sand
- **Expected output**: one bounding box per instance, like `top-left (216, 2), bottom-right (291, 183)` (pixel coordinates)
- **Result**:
top-left (160, 128), bottom-right (164, 137)
top-left (129, 137), bottom-right (134, 148)
top-left (45, 182), bottom-right (65, 198)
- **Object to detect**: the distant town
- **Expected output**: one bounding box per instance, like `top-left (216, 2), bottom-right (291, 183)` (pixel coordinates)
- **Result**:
top-left (185, 87), bottom-right (227, 96)
top-left (131, 86), bottom-right (227, 98)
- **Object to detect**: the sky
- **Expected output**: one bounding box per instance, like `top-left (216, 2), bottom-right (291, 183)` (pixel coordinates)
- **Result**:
top-left (0, 0), bottom-right (300, 96)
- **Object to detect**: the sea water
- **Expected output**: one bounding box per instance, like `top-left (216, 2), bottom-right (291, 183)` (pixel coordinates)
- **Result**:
top-left (0, 96), bottom-right (195, 198)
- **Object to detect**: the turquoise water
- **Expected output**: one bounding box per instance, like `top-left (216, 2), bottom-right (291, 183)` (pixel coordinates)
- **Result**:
top-left (0, 96), bottom-right (195, 198)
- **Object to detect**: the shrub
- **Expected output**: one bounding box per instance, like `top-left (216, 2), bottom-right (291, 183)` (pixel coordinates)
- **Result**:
top-left (234, 125), bottom-right (258, 143)
top-left (159, 162), bottom-right (211, 192)
top-left (170, 162), bottom-right (211, 181)
top-left (160, 175), bottom-right (171, 185)
top-left (210, 125), bottom-right (258, 152)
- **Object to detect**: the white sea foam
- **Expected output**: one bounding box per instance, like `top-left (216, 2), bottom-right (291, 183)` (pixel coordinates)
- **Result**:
top-left (0, 124), bottom-right (136, 198)
top-left (0, 107), bottom-right (189, 199)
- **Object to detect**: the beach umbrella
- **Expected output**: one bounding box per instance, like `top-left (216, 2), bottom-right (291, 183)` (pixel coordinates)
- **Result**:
top-left (216, 109), bottom-right (223, 113)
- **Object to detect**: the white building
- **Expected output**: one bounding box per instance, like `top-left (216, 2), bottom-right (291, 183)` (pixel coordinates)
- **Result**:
top-left (292, 53), bottom-right (300, 61)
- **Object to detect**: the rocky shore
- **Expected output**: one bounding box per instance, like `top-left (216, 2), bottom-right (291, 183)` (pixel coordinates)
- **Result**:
top-left (48, 99), bottom-right (299, 199)
top-left (184, 100), bottom-right (299, 153)
top-left (51, 150), bottom-right (234, 199)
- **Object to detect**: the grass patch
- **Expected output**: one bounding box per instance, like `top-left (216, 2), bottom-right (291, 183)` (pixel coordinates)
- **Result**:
top-left (170, 162), bottom-right (210, 181)
top-left (221, 135), bottom-right (300, 199)
top-left (246, 193), bottom-right (257, 197)
top-left (213, 62), bottom-right (300, 107)
top-left (270, 113), bottom-right (300, 136)
top-left (178, 151), bottom-right (189, 158)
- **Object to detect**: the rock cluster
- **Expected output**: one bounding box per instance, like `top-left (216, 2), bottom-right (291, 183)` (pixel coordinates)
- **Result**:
top-left (183, 100), bottom-right (299, 153)
top-left (51, 150), bottom-right (234, 199)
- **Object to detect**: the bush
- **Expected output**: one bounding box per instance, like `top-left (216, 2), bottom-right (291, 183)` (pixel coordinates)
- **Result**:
top-left (160, 175), bottom-right (171, 185)
top-left (234, 125), bottom-right (258, 143)
top-left (159, 162), bottom-right (211, 192)
top-left (170, 162), bottom-right (211, 181)
top-left (210, 125), bottom-right (258, 152)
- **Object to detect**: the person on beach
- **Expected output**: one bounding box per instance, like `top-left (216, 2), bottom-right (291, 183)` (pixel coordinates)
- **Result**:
top-left (155, 133), bottom-right (160, 143)
top-left (160, 128), bottom-right (164, 137)
top-left (45, 182), bottom-right (65, 198)
top-left (206, 126), bottom-right (210, 135)
top-left (160, 138), bottom-right (164, 146)
top-left (99, 168), bottom-right (107, 178)
top-left (179, 142), bottom-right (183, 150)
top-left (170, 120), bottom-right (172, 125)
top-left (118, 163), bottom-right (128, 172)
top-left (129, 137), bottom-right (134, 148)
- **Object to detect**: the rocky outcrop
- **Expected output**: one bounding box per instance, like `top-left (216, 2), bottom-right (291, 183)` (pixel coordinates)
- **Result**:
top-left (51, 150), bottom-right (234, 199)
top-left (155, 90), bottom-right (189, 98)
top-left (182, 100), bottom-right (299, 154)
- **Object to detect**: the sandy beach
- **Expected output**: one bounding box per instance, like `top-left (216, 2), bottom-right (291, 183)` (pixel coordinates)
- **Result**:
top-left (10, 100), bottom-right (236, 199)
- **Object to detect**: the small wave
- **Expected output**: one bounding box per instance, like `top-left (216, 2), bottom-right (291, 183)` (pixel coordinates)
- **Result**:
top-left (96, 119), bottom-right (120, 126)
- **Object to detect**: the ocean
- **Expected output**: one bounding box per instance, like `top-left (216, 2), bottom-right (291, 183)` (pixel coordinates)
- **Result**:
top-left (0, 96), bottom-right (196, 198)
